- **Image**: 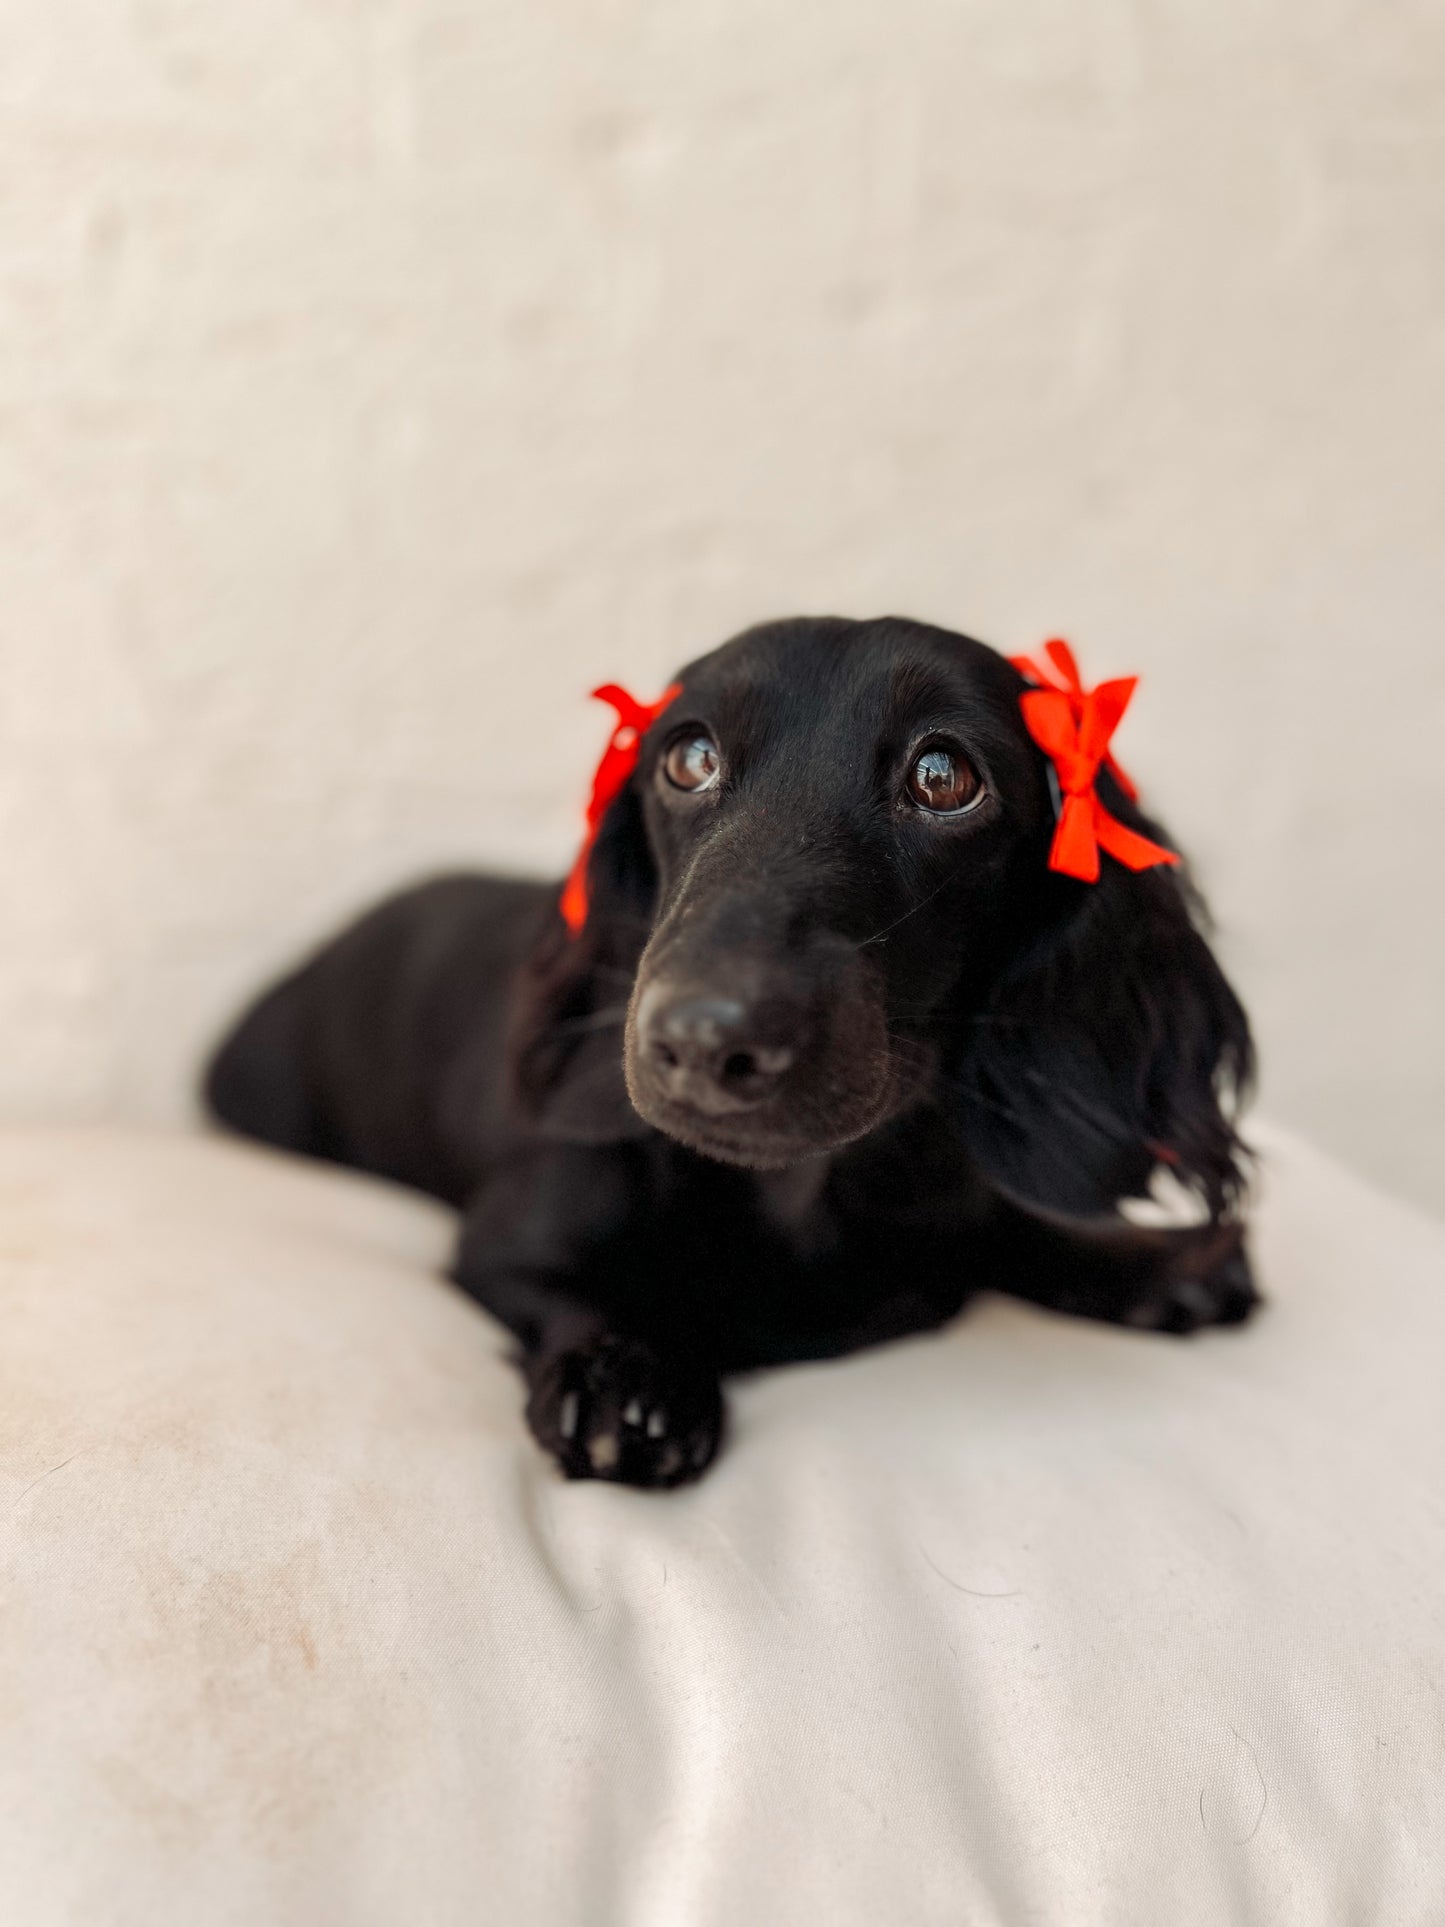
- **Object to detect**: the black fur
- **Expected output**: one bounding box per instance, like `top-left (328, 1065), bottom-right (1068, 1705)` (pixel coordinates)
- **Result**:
top-left (205, 616), bottom-right (1257, 1488)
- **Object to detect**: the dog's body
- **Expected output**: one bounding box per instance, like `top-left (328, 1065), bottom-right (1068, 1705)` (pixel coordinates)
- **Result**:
top-left (206, 617), bottom-right (1257, 1487)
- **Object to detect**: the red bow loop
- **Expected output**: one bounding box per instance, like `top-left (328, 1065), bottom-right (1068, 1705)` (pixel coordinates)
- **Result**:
top-left (1010, 638), bottom-right (1140, 800)
top-left (1012, 643), bottom-right (1177, 884)
top-left (560, 681), bottom-right (683, 936)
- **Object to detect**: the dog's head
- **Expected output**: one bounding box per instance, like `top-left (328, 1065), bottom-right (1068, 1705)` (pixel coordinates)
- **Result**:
top-left (514, 617), bottom-right (1251, 1221)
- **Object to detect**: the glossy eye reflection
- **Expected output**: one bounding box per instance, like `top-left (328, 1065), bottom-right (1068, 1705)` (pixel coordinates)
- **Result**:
top-left (907, 744), bottom-right (983, 815)
top-left (663, 732), bottom-right (722, 793)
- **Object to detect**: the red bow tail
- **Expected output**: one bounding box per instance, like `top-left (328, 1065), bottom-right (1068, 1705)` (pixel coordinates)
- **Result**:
top-left (560, 681), bottom-right (682, 937)
top-left (1017, 668), bottom-right (1178, 884)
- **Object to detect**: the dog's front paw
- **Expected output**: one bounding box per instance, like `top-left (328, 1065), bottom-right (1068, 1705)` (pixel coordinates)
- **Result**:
top-left (1125, 1242), bottom-right (1262, 1336)
top-left (525, 1334), bottom-right (724, 1488)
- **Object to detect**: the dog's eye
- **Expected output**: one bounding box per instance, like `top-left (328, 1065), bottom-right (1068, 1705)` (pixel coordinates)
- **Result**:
top-left (907, 744), bottom-right (983, 815)
top-left (663, 732), bottom-right (721, 793)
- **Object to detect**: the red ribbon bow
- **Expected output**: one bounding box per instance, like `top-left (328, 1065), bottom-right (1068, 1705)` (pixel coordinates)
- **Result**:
top-left (1009, 639), bottom-right (1178, 884)
top-left (560, 681), bottom-right (682, 937)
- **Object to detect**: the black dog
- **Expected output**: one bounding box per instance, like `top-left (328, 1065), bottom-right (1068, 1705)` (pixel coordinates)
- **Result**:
top-left (205, 616), bottom-right (1257, 1487)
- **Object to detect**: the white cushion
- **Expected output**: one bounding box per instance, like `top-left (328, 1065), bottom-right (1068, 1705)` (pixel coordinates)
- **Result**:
top-left (1, 1125), bottom-right (1441, 1925)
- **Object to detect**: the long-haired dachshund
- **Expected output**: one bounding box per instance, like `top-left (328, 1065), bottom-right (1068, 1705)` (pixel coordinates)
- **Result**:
top-left (205, 617), bottom-right (1257, 1488)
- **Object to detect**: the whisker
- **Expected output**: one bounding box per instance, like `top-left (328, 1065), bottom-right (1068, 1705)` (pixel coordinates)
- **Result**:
top-left (547, 1005), bottom-right (629, 1037)
top-left (857, 870), bottom-right (964, 948)
top-left (946, 1083), bottom-right (1035, 1132)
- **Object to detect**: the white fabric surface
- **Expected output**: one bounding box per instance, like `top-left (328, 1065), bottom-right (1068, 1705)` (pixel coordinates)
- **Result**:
top-left (0, 1124), bottom-right (1441, 1926)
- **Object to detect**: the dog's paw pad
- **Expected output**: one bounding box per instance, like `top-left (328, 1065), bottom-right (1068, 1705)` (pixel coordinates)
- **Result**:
top-left (527, 1336), bottom-right (722, 1489)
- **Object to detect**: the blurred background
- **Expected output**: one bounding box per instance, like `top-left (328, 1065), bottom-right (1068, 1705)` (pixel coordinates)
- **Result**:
top-left (1, 1), bottom-right (1441, 1213)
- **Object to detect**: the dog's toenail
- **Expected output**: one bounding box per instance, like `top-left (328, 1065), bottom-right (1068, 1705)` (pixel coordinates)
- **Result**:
top-left (647, 1408), bottom-right (667, 1438)
top-left (588, 1432), bottom-right (620, 1471)
top-left (559, 1392), bottom-right (579, 1440)
top-left (623, 1398), bottom-right (644, 1427)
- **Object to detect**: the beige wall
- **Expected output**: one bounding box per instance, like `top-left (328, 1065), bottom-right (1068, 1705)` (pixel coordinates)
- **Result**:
top-left (2, 0), bottom-right (1442, 1212)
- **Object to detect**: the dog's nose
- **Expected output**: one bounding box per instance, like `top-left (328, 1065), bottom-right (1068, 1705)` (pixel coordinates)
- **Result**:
top-left (641, 991), bottom-right (798, 1115)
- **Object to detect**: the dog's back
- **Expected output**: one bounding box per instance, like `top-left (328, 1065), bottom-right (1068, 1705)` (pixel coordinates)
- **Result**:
top-left (205, 873), bottom-right (551, 1203)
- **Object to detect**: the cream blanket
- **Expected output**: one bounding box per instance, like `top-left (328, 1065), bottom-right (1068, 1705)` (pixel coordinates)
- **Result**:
top-left (1, 1126), bottom-right (1440, 1925)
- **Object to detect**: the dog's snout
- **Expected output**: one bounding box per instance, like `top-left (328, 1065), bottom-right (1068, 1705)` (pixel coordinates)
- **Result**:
top-left (640, 990), bottom-right (800, 1116)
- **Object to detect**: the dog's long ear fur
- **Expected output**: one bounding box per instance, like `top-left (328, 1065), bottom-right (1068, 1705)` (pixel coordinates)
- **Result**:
top-left (509, 778), bottom-right (657, 1143)
top-left (953, 825), bottom-right (1253, 1224)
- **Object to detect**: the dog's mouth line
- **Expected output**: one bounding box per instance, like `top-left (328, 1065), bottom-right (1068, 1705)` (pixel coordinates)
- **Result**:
top-left (628, 1085), bottom-right (791, 1141)
top-left (627, 1077), bottom-right (901, 1166)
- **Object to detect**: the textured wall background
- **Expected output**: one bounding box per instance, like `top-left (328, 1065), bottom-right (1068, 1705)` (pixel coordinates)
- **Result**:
top-left (2, 0), bottom-right (1442, 1212)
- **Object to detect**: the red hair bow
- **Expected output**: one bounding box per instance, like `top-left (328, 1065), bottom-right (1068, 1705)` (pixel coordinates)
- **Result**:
top-left (560, 681), bottom-right (682, 936)
top-left (1009, 639), bottom-right (1178, 884)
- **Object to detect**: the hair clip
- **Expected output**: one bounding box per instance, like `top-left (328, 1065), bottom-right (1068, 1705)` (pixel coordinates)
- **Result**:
top-left (560, 682), bottom-right (682, 936)
top-left (1010, 640), bottom-right (1178, 883)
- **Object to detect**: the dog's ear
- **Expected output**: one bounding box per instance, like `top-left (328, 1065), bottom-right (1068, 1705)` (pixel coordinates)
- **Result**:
top-left (509, 777), bottom-right (657, 1143)
top-left (953, 833), bottom-right (1253, 1223)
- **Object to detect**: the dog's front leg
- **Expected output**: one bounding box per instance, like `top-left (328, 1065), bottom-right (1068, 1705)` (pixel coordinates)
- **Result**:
top-left (452, 1142), bottom-right (724, 1488)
